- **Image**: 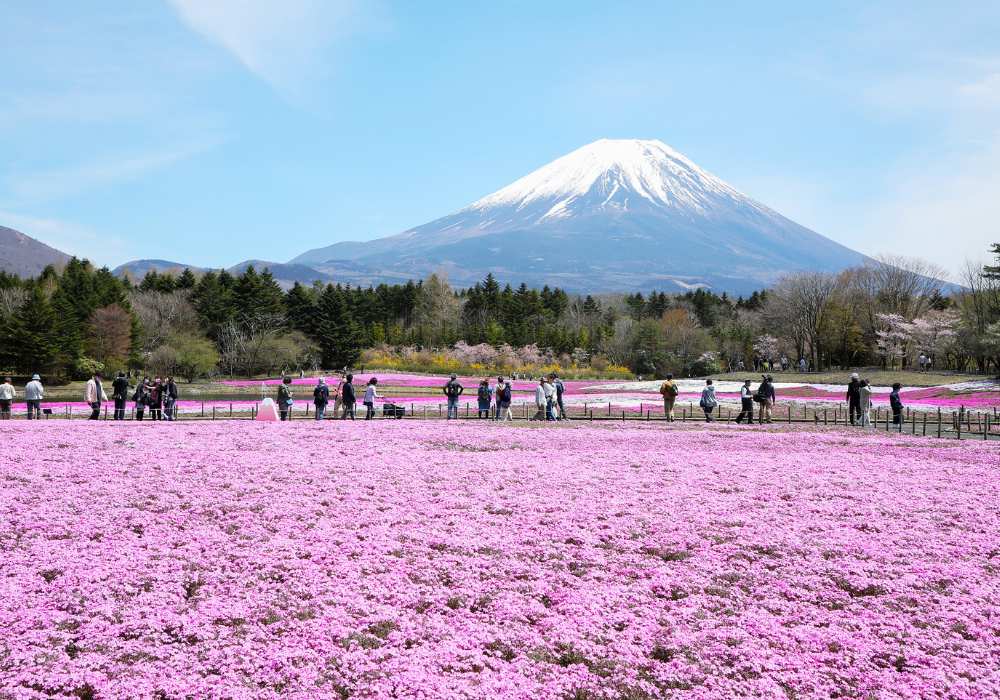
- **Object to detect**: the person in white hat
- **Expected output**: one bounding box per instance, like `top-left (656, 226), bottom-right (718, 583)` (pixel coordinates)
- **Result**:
top-left (25, 374), bottom-right (44, 419)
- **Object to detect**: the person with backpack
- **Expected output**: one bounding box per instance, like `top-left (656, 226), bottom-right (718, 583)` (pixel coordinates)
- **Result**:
top-left (890, 382), bottom-right (904, 426)
top-left (735, 379), bottom-right (754, 424)
top-left (493, 376), bottom-right (506, 420)
top-left (443, 374), bottom-right (463, 419)
top-left (340, 374), bottom-right (356, 420)
top-left (699, 379), bottom-right (718, 422)
top-left (476, 379), bottom-right (492, 419)
top-left (363, 377), bottom-right (379, 420)
top-left (0, 377), bottom-right (15, 419)
top-left (552, 374), bottom-right (567, 420)
top-left (496, 376), bottom-right (513, 421)
top-left (277, 376), bottom-right (293, 421)
top-left (659, 373), bottom-right (679, 421)
top-left (164, 377), bottom-right (179, 421)
top-left (313, 377), bottom-right (330, 421)
top-left (111, 372), bottom-right (129, 420)
top-left (132, 378), bottom-right (149, 421)
top-left (24, 374), bottom-right (44, 420)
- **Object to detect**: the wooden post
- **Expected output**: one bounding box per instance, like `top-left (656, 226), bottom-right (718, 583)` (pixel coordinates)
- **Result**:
top-left (823, 409), bottom-right (827, 425)
top-left (201, 402), bottom-right (204, 417)
top-left (212, 406), bottom-right (216, 420)
top-left (608, 401), bottom-right (611, 416)
top-left (937, 408), bottom-right (942, 439)
top-left (230, 403), bottom-right (233, 418)
top-left (957, 413), bottom-right (961, 440)
top-left (922, 412), bottom-right (927, 437)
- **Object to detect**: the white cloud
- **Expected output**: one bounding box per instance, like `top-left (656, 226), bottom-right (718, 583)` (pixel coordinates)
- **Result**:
top-left (859, 131), bottom-right (1000, 281)
top-left (6, 139), bottom-right (222, 203)
top-left (166, 0), bottom-right (373, 91)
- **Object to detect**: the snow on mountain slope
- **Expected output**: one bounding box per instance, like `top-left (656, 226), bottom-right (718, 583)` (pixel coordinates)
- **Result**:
top-left (292, 138), bottom-right (869, 293)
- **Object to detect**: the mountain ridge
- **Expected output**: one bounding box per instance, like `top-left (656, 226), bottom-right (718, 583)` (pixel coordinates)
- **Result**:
top-left (291, 138), bottom-right (869, 293)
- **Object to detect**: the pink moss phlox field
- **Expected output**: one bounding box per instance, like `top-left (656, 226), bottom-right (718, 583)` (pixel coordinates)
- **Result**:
top-left (2, 422), bottom-right (999, 698)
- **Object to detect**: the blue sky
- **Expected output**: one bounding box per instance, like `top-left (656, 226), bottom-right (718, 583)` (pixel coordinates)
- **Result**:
top-left (2, 1), bottom-right (998, 280)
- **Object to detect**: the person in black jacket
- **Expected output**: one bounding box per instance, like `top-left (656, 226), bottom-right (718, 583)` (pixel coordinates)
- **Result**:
top-left (889, 382), bottom-right (904, 426)
top-left (757, 375), bottom-right (776, 423)
top-left (340, 374), bottom-right (356, 420)
top-left (112, 372), bottom-right (130, 421)
top-left (313, 377), bottom-right (330, 421)
top-left (846, 373), bottom-right (862, 425)
top-left (133, 378), bottom-right (149, 421)
top-left (164, 377), bottom-right (179, 421)
top-left (149, 377), bottom-right (163, 421)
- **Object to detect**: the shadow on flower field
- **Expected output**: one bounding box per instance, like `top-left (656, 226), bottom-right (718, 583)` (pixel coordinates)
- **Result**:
top-left (1, 421), bottom-right (998, 698)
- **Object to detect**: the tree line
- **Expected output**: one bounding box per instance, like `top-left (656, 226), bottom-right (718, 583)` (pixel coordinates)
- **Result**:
top-left (1, 244), bottom-right (998, 381)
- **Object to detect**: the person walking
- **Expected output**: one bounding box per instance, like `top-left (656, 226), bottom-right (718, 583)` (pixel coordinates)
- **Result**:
top-left (133, 378), bottom-right (149, 421)
top-left (890, 382), bottom-right (904, 426)
top-left (846, 373), bottom-right (862, 425)
top-left (700, 379), bottom-right (718, 422)
top-left (111, 372), bottom-right (129, 420)
top-left (363, 377), bottom-right (379, 420)
top-left (859, 379), bottom-right (873, 427)
top-left (476, 379), bottom-right (492, 419)
top-left (659, 373), bottom-right (679, 421)
top-left (735, 379), bottom-right (754, 424)
top-left (313, 377), bottom-right (330, 421)
top-left (799, 357), bottom-right (807, 373)
top-left (164, 377), bottom-right (179, 421)
top-left (25, 374), bottom-right (44, 420)
top-left (0, 377), bottom-right (15, 419)
top-left (340, 374), bottom-right (356, 420)
top-left (443, 374), bottom-right (464, 419)
top-left (277, 376), bottom-right (293, 421)
top-left (757, 374), bottom-right (775, 424)
top-left (148, 378), bottom-right (164, 421)
top-left (85, 372), bottom-right (108, 420)
top-left (552, 374), bottom-right (567, 420)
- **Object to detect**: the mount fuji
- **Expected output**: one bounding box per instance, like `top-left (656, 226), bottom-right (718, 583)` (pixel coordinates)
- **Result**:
top-left (292, 139), bottom-right (869, 293)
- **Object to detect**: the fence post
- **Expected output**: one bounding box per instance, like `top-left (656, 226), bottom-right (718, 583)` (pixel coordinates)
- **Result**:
top-left (922, 412), bottom-right (927, 437)
top-left (985, 415), bottom-right (990, 441)
top-left (201, 402), bottom-right (204, 417)
top-left (212, 406), bottom-right (216, 420)
top-left (956, 412), bottom-right (961, 440)
top-left (937, 408), bottom-right (942, 439)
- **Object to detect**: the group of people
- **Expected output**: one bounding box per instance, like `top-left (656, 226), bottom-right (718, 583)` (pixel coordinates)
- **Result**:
top-left (0, 372), bottom-right (179, 421)
top-left (0, 375), bottom-right (43, 419)
top-left (444, 374), bottom-right (559, 421)
top-left (847, 373), bottom-right (905, 426)
top-left (279, 374), bottom-right (382, 422)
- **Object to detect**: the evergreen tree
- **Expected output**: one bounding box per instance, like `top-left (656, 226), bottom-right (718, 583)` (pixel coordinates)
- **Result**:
top-left (315, 285), bottom-right (361, 369)
top-left (177, 268), bottom-right (197, 290)
top-left (284, 282), bottom-right (317, 335)
top-left (14, 284), bottom-right (59, 374)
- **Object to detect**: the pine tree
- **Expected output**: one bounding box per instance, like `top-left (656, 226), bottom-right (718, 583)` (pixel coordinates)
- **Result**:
top-left (316, 285), bottom-right (361, 369)
top-left (177, 268), bottom-right (197, 290)
top-left (284, 282), bottom-right (317, 335)
top-left (14, 284), bottom-right (59, 374)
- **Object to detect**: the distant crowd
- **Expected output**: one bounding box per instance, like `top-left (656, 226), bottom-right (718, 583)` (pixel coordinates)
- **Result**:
top-left (0, 370), bottom-right (904, 427)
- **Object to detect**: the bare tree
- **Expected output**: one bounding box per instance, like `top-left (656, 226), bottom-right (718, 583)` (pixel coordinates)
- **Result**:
top-left (130, 290), bottom-right (200, 354)
top-left (217, 313), bottom-right (286, 377)
top-left (88, 304), bottom-right (132, 366)
top-left (766, 272), bottom-right (837, 369)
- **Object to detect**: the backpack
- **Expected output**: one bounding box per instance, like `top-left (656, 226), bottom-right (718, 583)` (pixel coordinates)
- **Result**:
top-left (661, 381), bottom-right (678, 398)
top-left (501, 385), bottom-right (512, 402)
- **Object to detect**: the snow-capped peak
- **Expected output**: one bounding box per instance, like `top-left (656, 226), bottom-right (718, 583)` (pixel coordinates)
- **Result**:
top-left (465, 138), bottom-right (759, 220)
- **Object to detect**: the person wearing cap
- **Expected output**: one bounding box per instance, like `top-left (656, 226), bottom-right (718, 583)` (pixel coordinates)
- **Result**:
top-left (24, 374), bottom-right (44, 419)
top-left (111, 371), bottom-right (130, 420)
top-left (313, 377), bottom-right (330, 421)
top-left (846, 373), bottom-right (862, 425)
top-left (735, 379), bottom-right (754, 424)
top-left (85, 371), bottom-right (108, 420)
top-left (0, 377), bottom-right (15, 419)
top-left (443, 374), bottom-right (463, 419)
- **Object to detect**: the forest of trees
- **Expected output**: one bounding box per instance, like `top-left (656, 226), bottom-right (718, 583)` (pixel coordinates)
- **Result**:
top-left (2, 244), bottom-right (999, 382)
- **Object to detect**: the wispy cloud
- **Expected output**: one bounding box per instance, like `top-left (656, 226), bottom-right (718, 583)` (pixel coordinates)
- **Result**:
top-left (166, 0), bottom-right (377, 92)
top-left (0, 210), bottom-right (134, 266)
top-left (6, 139), bottom-right (223, 203)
